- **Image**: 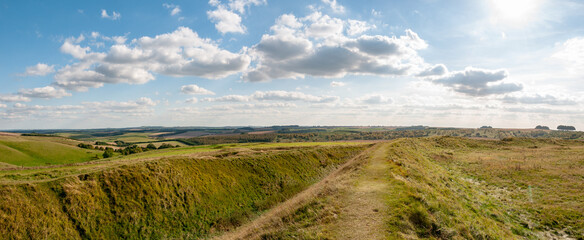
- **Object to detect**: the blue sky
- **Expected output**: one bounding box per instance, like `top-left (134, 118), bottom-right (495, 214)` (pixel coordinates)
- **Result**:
top-left (1, 0), bottom-right (583, 130)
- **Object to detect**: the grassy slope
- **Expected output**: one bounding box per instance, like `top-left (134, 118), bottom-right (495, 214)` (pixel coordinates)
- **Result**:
top-left (0, 144), bottom-right (368, 239)
top-left (0, 135), bottom-right (102, 167)
top-left (253, 137), bottom-right (584, 239)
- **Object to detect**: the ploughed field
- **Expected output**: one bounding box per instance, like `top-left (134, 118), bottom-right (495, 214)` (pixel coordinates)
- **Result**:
top-left (0, 135), bottom-right (582, 239)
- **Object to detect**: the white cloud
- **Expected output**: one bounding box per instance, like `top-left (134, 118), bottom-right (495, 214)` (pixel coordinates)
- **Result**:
top-left (101, 9), bottom-right (121, 20)
top-left (502, 93), bottom-right (579, 105)
top-left (53, 27), bottom-right (250, 91)
top-left (185, 97), bottom-right (198, 103)
top-left (552, 37), bottom-right (584, 74)
top-left (202, 95), bottom-right (251, 102)
top-left (0, 94), bottom-right (31, 102)
top-left (276, 14), bottom-right (303, 29)
top-left (228, 0), bottom-right (266, 14)
top-left (330, 81), bottom-right (346, 87)
top-left (206, 102), bottom-right (296, 111)
top-left (84, 97), bottom-right (156, 111)
top-left (203, 90), bottom-right (339, 103)
top-left (245, 13), bottom-right (426, 82)
top-left (206, 0), bottom-right (265, 34)
top-left (207, 6), bottom-right (246, 34)
top-left (321, 0), bottom-right (345, 13)
top-left (60, 40), bottom-right (90, 59)
top-left (432, 67), bottom-right (523, 96)
top-left (21, 63), bottom-right (55, 76)
top-left (0, 103), bottom-right (6, 108)
top-left (252, 90), bottom-right (339, 103)
top-left (163, 3), bottom-right (181, 16)
top-left (358, 94), bottom-right (393, 104)
top-left (180, 84), bottom-right (215, 95)
top-left (347, 19), bottom-right (375, 35)
top-left (304, 12), bottom-right (344, 39)
top-left (417, 64), bottom-right (447, 77)
top-left (18, 86), bottom-right (71, 99)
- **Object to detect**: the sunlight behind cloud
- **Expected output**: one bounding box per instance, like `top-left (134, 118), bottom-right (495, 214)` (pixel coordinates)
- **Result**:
top-left (489, 0), bottom-right (543, 27)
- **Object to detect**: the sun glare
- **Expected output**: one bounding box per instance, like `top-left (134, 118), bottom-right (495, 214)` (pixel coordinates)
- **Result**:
top-left (489, 0), bottom-right (542, 27)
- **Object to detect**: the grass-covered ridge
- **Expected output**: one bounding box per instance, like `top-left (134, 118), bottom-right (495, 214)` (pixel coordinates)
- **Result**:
top-left (0, 144), bottom-right (368, 239)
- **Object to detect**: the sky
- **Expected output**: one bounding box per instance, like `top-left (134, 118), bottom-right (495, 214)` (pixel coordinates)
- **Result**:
top-left (0, 0), bottom-right (583, 130)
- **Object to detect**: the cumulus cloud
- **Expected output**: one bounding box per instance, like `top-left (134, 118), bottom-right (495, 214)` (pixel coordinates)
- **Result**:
top-left (207, 6), bottom-right (245, 34)
top-left (244, 12), bottom-right (428, 82)
top-left (347, 19), bottom-right (375, 35)
top-left (20, 63), bottom-right (55, 76)
top-left (358, 94), bottom-right (393, 104)
top-left (84, 97), bottom-right (156, 111)
top-left (60, 40), bottom-right (91, 59)
top-left (207, 0), bottom-right (265, 34)
top-left (203, 90), bottom-right (339, 103)
top-left (0, 94), bottom-right (30, 102)
top-left (227, 0), bottom-right (266, 14)
top-left (18, 86), bottom-right (71, 99)
top-left (502, 93), bottom-right (578, 105)
top-left (163, 3), bottom-right (181, 16)
top-left (252, 90), bottom-right (339, 103)
top-left (432, 67), bottom-right (523, 96)
top-left (417, 64), bottom-right (447, 77)
top-left (322, 0), bottom-right (345, 13)
top-left (206, 102), bottom-right (296, 111)
top-left (330, 81), bottom-right (346, 87)
top-left (202, 95), bottom-right (251, 102)
top-left (180, 84), bottom-right (215, 95)
top-left (53, 27), bottom-right (250, 91)
top-left (101, 9), bottom-right (121, 20)
top-left (185, 97), bottom-right (198, 103)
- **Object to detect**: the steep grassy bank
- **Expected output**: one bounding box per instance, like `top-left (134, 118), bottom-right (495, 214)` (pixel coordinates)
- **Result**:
top-left (0, 145), bottom-right (368, 239)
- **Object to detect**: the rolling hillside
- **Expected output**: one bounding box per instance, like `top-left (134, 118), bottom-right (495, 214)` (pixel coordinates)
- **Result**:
top-left (0, 133), bottom-right (102, 167)
top-left (0, 136), bottom-right (582, 239)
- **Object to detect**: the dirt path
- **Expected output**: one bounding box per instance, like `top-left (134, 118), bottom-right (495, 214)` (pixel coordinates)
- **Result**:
top-left (332, 142), bottom-right (390, 239)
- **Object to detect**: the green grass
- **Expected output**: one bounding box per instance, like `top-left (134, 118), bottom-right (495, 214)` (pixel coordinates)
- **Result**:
top-left (0, 144), bottom-right (368, 239)
top-left (0, 135), bottom-right (102, 167)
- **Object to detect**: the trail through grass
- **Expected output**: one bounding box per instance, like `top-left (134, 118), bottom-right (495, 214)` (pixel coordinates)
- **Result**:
top-left (332, 143), bottom-right (390, 239)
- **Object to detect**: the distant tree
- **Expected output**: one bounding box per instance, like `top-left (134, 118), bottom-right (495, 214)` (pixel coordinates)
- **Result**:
top-left (158, 143), bottom-right (175, 149)
top-left (146, 143), bottom-right (157, 150)
top-left (102, 147), bottom-right (115, 158)
top-left (77, 143), bottom-right (94, 150)
top-left (121, 145), bottom-right (144, 155)
top-left (557, 125), bottom-right (576, 131)
top-left (480, 126), bottom-right (493, 129)
top-left (535, 125), bottom-right (550, 130)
